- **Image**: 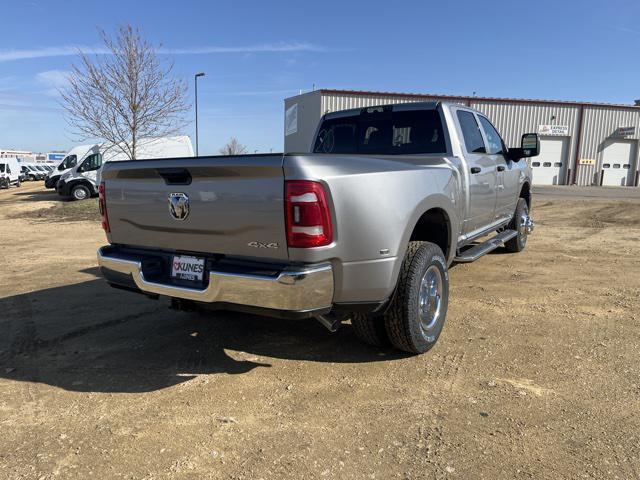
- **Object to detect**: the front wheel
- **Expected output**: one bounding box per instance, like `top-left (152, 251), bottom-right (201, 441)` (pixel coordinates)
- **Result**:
top-left (384, 241), bottom-right (449, 354)
top-left (71, 184), bottom-right (91, 201)
top-left (505, 198), bottom-right (531, 253)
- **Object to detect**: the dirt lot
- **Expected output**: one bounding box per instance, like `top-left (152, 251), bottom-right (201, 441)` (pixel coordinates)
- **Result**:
top-left (1, 182), bottom-right (639, 479)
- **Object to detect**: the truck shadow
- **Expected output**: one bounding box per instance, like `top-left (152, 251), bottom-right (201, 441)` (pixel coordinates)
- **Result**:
top-left (0, 278), bottom-right (406, 394)
top-left (12, 187), bottom-right (68, 203)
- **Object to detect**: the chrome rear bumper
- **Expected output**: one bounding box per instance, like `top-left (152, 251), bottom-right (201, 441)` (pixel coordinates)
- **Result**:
top-left (97, 247), bottom-right (334, 312)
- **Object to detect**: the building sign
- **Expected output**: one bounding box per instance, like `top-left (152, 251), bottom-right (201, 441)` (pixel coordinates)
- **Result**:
top-left (615, 126), bottom-right (635, 137)
top-left (285, 103), bottom-right (298, 136)
top-left (538, 125), bottom-right (569, 136)
top-left (579, 158), bottom-right (596, 166)
top-left (47, 153), bottom-right (65, 161)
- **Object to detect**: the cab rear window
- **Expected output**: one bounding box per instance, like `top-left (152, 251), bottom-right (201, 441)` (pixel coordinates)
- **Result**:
top-left (314, 109), bottom-right (446, 155)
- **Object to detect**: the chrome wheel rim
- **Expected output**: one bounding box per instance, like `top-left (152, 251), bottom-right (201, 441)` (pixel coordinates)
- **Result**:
top-left (518, 204), bottom-right (530, 248)
top-left (74, 188), bottom-right (87, 200)
top-left (418, 265), bottom-right (443, 332)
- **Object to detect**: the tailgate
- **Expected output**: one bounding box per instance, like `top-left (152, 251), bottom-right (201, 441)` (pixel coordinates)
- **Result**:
top-left (102, 154), bottom-right (288, 260)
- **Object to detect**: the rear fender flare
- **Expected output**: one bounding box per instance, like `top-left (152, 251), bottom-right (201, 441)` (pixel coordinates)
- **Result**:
top-left (387, 193), bottom-right (459, 298)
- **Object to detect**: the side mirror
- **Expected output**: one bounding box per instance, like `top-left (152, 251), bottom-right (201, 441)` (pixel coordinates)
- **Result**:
top-left (508, 133), bottom-right (540, 161)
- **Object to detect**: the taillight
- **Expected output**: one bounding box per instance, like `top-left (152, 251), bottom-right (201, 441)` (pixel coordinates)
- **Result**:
top-left (98, 182), bottom-right (110, 233)
top-left (285, 180), bottom-right (333, 248)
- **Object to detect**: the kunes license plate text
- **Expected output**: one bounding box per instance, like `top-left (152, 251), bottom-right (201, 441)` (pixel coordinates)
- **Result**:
top-left (171, 256), bottom-right (205, 281)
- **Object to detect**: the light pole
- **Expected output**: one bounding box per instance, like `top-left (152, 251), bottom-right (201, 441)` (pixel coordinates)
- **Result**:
top-left (194, 72), bottom-right (205, 156)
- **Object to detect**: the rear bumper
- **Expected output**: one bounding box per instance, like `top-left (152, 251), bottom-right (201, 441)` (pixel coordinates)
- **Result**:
top-left (97, 246), bottom-right (334, 316)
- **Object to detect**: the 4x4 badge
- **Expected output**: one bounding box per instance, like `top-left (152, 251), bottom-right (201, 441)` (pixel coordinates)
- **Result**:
top-left (247, 241), bottom-right (279, 249)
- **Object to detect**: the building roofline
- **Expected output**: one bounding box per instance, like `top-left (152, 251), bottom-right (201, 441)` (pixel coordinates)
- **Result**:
top-left (317, 89), bottom-right (640, 110)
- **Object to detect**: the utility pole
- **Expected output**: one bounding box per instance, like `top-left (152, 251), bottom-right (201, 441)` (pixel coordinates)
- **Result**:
top-left (194, 72), bottom-right (205, 156)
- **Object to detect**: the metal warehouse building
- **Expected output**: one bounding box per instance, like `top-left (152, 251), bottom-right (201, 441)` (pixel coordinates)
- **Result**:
top-left (284, 89), bottom-right (640, 187)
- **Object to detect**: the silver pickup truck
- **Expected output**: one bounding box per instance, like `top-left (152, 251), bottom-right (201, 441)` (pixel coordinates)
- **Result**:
top-left (97, 102), bottom-right (539, 354)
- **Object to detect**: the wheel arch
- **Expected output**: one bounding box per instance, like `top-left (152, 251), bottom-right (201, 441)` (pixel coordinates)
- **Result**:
top-left (409, 207), bottom-right (453, 260)
top-left (67, 179), bottom-right (95, 198)
top-left (520, 181), bottom-right (531, 208)
top-left (69, 179), bottom-right (94, 191)
top-left (384, 195), bottom-right (459, 302)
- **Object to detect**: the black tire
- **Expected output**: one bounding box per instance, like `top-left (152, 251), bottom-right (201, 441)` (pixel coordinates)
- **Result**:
top-left (351, 313), bottom-right (389, 347)
top-left (71, 184), bottom-right (91, 201)
top-left (384, 241), bottom-right (449, 354)
top-left (505, 198), bottom-right (529, 253)
top-left (16, 179), bottom-right (21, 187)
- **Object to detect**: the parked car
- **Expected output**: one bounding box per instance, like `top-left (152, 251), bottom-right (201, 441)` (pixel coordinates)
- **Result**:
top-left (21, 166), bottom-right (31, 180)
top-left (35, 165), bottom-right (50, 177)
top-left (0, 158), bottom-right (21, 188)
top-left (97, 102), bottom-right (538, 354)
top-left (22, 164), bottom-right (45, 181)
top-left (56, 136), bottom-right (194, 200)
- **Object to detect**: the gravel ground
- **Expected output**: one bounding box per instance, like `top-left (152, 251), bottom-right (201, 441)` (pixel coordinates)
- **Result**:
top-left (0, 183), bottom-right (639, 479)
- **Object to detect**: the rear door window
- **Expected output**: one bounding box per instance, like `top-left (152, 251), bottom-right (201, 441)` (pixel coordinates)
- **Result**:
top-left (456, 111), bottom-right (486, 153)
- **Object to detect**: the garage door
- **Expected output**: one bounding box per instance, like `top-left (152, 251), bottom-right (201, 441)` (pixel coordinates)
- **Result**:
top-left (530, 137), bottom-right (569, 185)
top-left (601, 140), bottom-right (636, 186)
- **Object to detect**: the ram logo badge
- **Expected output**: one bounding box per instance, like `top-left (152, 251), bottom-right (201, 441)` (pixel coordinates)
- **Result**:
top-left (168, 193), bottom-right (190, 221)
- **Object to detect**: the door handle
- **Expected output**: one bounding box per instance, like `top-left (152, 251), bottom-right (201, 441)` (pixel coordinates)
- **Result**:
top-left (470, 167), bottom-right (481, 174)
top-left (497, 165), bottom-right (506, 172)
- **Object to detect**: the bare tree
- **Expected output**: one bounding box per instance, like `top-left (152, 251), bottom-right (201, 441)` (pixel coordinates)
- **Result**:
top-left (61, 25), bottom-right (190, 159)
top-left (219, 137), bottom-right (248, 155)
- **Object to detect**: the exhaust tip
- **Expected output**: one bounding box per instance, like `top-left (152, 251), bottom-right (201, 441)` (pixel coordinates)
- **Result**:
top-left (315, 313), bottom-right (342, 332)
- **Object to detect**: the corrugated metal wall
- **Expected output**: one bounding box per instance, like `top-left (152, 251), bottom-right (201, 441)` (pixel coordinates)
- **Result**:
top-left (578, 107), bottom-right (640, 185)
top-left (469, 101), bottom-right (579, 147)
top-left (471, 101), bottom-right (580, 184)
top-left (321, 93), bottom-right (465, 115)
top-left (287, 91), bottom-right (640, 186)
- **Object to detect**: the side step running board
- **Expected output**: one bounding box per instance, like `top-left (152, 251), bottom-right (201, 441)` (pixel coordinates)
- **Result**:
top-left (454, 229), bottom-right (517, 263)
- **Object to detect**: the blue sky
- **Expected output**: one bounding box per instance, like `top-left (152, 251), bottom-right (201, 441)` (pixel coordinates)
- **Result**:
top-left (0, 0), bottom-right (638, 154)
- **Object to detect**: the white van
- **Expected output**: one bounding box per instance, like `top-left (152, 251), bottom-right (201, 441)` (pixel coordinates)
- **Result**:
top-left (0, 158), bottom-right (21, 189)
top-left (57, 136), bottom-right (193, 200)
top-left (45, 144), bottom-right (97, 189)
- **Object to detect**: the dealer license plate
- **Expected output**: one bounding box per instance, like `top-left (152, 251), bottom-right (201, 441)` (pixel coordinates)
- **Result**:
top-left (171, 255), bottom-right (205, 282)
